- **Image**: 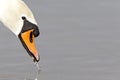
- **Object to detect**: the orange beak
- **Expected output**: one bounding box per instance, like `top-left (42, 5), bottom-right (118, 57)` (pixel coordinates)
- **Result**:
top-left (19, 29), bottom-right (40, 62)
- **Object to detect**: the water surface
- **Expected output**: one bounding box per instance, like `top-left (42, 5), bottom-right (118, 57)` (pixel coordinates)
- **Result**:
top-left (0, 0), bottom-right (120, 80)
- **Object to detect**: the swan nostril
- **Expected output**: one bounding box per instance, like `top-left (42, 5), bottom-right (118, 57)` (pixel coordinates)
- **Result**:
top-left (30, 32), bottom-right (33, 43)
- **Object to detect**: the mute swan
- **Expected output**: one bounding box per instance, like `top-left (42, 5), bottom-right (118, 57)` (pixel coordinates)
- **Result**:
top-left (0, 0), bottom-right (40, 63)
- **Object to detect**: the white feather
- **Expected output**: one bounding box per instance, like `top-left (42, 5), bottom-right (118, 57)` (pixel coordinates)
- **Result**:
top-left (0, 0), bottom-right (37, 35)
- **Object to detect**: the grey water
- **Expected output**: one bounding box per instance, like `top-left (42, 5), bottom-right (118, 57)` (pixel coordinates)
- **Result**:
top-left (0, 0), bottom-right (120, 80)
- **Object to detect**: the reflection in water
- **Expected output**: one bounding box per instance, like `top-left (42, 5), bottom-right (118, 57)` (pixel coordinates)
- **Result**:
top-left (0, 63), bottom-right (41, 80)
top-left (35, 62), bottom-right (40, 80)
top-left (25, 63), bottom-right (41, 80)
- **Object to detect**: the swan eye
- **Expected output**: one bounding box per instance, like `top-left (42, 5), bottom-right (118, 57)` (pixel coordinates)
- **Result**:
top-left (21, 16), bottom-right (26, 20)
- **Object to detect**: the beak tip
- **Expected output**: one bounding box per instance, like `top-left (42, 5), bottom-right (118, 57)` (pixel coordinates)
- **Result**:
top-left (33, 54), bottom-right (40, 62)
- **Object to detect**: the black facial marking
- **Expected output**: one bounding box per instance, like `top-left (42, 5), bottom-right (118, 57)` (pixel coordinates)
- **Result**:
top-left (21, 16), bottom-right (40, 37)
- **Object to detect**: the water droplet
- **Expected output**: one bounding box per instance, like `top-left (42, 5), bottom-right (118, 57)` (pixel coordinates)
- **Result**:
top-left (34, 78), bottom-right (38, 80)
